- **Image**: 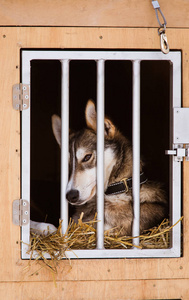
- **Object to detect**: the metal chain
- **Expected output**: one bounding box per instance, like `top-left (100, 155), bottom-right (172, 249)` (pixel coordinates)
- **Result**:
top-left (151, 0), bottom-right (169, 54)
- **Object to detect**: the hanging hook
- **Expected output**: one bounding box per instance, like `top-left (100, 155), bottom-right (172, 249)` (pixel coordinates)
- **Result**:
top-left (152, 1), bottom-right (170, 54)
top-left (160, 32), bottom-right (169, 54)
top-left (158, 27), bottom-right (169, 54)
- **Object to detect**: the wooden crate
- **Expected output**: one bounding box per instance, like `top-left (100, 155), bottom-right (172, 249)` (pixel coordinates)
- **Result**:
top-left (0, 1), bottom-right (189, 299)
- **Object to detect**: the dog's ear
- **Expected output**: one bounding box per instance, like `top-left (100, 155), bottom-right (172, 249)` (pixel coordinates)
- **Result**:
top-left (85, 99), bottom-right (115, 139)
top-left (104, 117), bottom-right (116, 139)
top-left (52, 114), bottom-right (61, 146)
top-left (85, 99), bottom-right (97, 132)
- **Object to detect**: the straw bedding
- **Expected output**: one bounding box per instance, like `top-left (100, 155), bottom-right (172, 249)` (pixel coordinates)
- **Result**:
top-left (27, 213), bottom-right (183, 275)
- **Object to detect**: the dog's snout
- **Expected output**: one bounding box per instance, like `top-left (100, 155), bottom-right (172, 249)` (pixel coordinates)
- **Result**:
top-left (66, 189), bottom-right (79, 204)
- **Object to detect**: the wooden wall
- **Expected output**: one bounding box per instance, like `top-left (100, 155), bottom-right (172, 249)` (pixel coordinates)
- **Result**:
top-left (0, 0), bottom-right (188, 28)
top-left (0, 1), bottom-right (189, 299)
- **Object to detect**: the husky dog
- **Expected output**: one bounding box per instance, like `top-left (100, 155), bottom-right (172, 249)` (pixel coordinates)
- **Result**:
top-left (52, 100), bottom-right (167, 235)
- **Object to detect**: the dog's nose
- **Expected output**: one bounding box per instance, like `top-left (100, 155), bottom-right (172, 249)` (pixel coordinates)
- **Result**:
top-left (66, 189), bottom-right (79, 204)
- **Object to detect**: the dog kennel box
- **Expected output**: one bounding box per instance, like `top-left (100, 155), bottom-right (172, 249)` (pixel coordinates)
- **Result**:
top-left (0, 0), bottom-right (189, 299)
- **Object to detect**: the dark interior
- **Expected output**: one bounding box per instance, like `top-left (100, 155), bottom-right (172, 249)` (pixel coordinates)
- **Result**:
top-left (30, 55), bottom-right (170, 227)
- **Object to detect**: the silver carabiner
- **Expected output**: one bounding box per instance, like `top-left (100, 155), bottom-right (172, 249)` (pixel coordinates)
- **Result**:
top-left (158, 27), bottom-right (169, 54)
top-left (160, 32), bottom-right (169, 54)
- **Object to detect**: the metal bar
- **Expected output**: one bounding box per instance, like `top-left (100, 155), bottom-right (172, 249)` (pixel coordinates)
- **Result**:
top-left (61, 60), bottom-right (70, 234)
top-left (64, 247), bottom-right (180, 259)
top-left (171, 55), bottom-right (182, 255)
top-left (23, 247), bottom-right (181, 260)
top-left (21, 54), bottom-right (31, 258)
top-left (132, 60), bottom-right (141, 246)
top-left (96, 59), bottom-right (105, 249)
top-left (22, 50), bottom-right (180, 63)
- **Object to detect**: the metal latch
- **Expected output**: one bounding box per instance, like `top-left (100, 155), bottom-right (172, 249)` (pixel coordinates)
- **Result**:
top-left (13, 84), bottom-right (30, 111)
top-left (12, 199), bottom-right (29, 226)
top-left (165, 144), bottom-right (189, 162)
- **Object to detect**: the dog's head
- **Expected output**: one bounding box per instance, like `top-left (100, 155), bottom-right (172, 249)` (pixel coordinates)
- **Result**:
top-left (52, 100), bottom-right (117, 205)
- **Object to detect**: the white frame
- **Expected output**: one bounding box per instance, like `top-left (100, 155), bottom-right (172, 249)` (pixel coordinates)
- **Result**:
top-left (21, 50), bottom-right (181, 259)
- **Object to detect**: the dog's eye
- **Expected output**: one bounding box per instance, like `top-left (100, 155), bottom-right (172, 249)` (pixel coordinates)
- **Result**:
top-left (82, 154), bottom-right (92, 163)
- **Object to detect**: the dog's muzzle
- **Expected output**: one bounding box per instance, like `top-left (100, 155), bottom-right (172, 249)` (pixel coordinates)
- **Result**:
top-left (66, 189), bottom-right (79, 204)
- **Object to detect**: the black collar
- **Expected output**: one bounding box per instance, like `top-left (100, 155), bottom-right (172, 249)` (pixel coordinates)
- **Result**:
top-left (105, 172), bottom-right (147, 196)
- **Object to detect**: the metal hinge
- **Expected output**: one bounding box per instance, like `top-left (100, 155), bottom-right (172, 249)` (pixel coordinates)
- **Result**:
top-left (12, 84), bottom-right (30, 111)
top-left (12, 199), bottom-right (29, 226)
top-left (165, 144), bottom-right (189, 162)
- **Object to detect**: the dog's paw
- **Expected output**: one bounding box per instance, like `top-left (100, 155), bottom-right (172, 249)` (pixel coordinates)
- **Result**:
top-left (30, 220), bottom-right (57, 236)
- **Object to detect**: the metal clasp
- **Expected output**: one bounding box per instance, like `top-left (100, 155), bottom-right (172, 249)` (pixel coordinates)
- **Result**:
top-left (152, 1), bottom-right (169, 54)
top-left (158, 27), bottom-right (169, 54)
top-left (121, 178), bottom-right (129, 193)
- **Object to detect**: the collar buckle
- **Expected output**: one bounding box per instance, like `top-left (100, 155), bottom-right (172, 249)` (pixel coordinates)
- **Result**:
top-left (105, 173), bottom-right (148, 196)
top-left (121, 177), bottom-right (129, 193)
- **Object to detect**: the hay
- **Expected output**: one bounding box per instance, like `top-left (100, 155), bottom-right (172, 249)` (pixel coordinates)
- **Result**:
top-left (28, 214), bottom-right (183, 274)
